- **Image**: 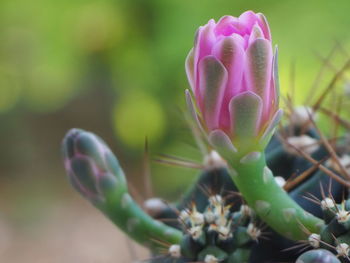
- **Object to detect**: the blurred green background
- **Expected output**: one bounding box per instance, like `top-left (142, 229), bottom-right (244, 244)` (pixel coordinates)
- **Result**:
top-left (1, 0), bottom-right (350, 261)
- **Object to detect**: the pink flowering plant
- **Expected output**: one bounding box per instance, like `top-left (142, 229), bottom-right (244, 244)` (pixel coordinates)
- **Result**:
top-left (62, 10), bottom-right (350, 263)
top-left (185, 10), bottom-right (321, 242)
top-left (186, 11), bottom-right (281, 153)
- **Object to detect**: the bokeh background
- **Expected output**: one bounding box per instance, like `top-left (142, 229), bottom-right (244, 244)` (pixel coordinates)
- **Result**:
top-left (1, 0), bottom-right (350, 262)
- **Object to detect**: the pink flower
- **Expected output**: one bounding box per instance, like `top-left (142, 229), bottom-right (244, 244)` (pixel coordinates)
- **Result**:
top-left (186, 11), bottom-right (281, 147)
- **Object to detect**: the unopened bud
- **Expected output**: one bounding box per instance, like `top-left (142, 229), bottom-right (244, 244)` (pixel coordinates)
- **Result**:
top-left (62, 129), bottom-right (120, 202)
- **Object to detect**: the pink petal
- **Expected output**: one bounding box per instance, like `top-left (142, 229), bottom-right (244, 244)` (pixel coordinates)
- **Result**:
top-left (212, 35), bottom-right (245, 131)
top-left (193, 19), bottom-right (216, 96)
top-left (248, 23), bottom-right (265, 46)
top-left (198, 55), bottom-right (228, 130)
top-left (229, 91), bottom-right (263, 137)
top-left (215, 15), bottom-right (239, 36)
top-left (185, 48), bottom-right (195, 91)
top-left (185, 89), bottom-right (207, 137)
top-left (238, 10), bottom-right (259, 33)
top-left (259, 109), bottom-right (283, 147)
top-left (257, 13), bottom-right (272, 41)
top-left (263, 46), bottom-right (279, 123)
top-left (245, 38), bottom-right (273, 119)
top-left (208, 129), bottom-right (237, 153)
top-left (272, 45), bottom-right (280, 107)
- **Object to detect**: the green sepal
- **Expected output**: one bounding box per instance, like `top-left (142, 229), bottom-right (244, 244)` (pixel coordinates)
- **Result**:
top-left (199, 55), bottom-right (228, 129)
top-left (229, 91), bottom-right (262, 138)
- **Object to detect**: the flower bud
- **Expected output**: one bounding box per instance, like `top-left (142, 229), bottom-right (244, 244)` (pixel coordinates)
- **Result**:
top-left (186, 11), bottom-right (281, 150)
top-left (62, 128), bottom-right (122, 203)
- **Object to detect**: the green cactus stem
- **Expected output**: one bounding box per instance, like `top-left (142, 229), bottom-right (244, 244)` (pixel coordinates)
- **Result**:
top-left (225, 150), bottom-right (324, 240)
top-left (99, 182), bottom-right (182, 250)
top-left (62, 129), bottom-right (182, 250)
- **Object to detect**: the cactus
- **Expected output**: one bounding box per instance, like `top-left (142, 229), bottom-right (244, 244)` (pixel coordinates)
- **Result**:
top-left (61, 10), bottom-right (350, 263)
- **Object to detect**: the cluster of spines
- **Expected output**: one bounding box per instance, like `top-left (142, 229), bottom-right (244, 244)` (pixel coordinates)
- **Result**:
top-left (151, 195), bottom-right (264, 263)
top-left (294, 195), bottom-right (350, 262)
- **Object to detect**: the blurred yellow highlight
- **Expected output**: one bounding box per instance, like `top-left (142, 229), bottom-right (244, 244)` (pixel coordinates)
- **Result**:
top-left (112, 91), bottom-right (166, 148)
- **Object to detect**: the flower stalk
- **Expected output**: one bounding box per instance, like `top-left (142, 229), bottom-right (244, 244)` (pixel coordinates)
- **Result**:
top-left (185, 11), bottom-right (325, 240)
top-left (226, 150), bottom-right (323, 240)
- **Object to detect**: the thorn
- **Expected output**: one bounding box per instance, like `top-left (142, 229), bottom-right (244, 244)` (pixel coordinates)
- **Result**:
top-left (278, 133), bottom-right (350, 187)
top-left (304, 45), bottom-right (338, 105)
top-left (302, 195), bottom-right (321, 206)
top-left (320, 107), bottom-right (350, 130)
top-left (143, 137), bottom-right (153, 199)
top-left (312, 58), bottom-right (350, 113)
top-left (282, 241), bottom-right (309, 252)
top-left (154, 154), bottom-right (204, 169)
top-left (319, 180), bottom-right (326, 199)
top-left (307, 110), bottom-right (350, 180)
top-left (128, 180), bottom-right (145, 206)
top-left (284, 157), bottom-right (326, 191)
top-left (183, 105), bottom-right (208, 156)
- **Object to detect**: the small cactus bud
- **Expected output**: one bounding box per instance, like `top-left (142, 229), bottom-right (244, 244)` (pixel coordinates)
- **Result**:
top-left (191, 210), bottom-right (205, 226)
top-left (321, 198), bottom-right (335, 210)
top-left (204, 254), bottom-right (219, 263)
top-left (336, 243), bottom-right (350, 258)
top-left (247, 223), bottom-right (261, 241)
top-left (215, 214), bottom-right (228, 227)
top-left (240, 204), bottom-right (253, 217)
top-left (198, 246), bottom-right (227, 262)
top-left (179, 209), bottom-right (190, 222)
top-left (62, 128), bottom-right (120, 203)
top-left (336, 209), bottom-right (350, 223)
top-left (217, 225), bottom-right (232, 241)
top-left (204, 209), bottom-right (216, 224)
top-left (189, 225), bottom-right (203, 240)
top-left (168, 244), bottom-right (181, 258)
top-left (308, 233), bottom-right (321, 248)
top-left (208, 194), bottom-right (223, 207)
top-left (62, 129), bottom-right (183, 249)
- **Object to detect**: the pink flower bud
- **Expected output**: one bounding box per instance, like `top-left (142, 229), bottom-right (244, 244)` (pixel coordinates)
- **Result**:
top-left (186, 11), bottom-right (281, 149)
top-left (62, 129), bottom-right (120, 203)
